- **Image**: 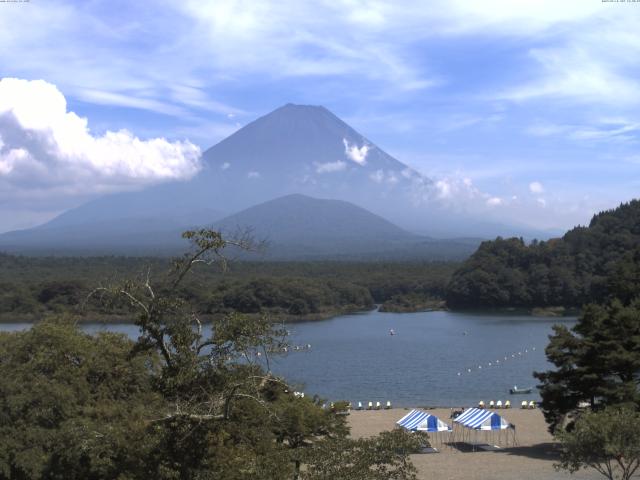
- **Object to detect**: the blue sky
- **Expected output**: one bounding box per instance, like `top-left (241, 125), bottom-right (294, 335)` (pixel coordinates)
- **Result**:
top-left (0, 0), bottom-right (639, 232)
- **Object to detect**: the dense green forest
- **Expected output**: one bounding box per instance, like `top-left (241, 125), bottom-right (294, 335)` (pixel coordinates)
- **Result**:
top-left (6, 199), bottom-right (640, 319)
top-left (446, 200), bottom-right (640, 309)
top-left (0, 230), bottom-right (426, 479)
top-left (0, 254), bottom-right (456, 322)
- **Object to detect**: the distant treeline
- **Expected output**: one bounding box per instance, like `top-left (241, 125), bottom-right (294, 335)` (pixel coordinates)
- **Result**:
top-left (446, 200), bottom-right (640, 309)
top-left (5, 200), bottom-right (640, 320)
top-left (0, 255), bottom-right (457, 321)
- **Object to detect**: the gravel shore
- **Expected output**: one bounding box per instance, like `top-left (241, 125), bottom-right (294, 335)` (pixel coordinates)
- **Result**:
top-left (348, 407), bottom-right (604, 480)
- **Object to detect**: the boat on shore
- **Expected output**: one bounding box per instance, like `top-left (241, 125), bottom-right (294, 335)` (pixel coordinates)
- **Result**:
top-left (509, 386), bottom-right (532, 394)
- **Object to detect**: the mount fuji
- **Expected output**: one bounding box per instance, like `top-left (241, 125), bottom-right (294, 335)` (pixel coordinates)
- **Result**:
top-left (0, 104), bottom-right (543, 257)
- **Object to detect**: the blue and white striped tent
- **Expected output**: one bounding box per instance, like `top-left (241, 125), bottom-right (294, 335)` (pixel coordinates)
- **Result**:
top-left (453, 408), bottom-right (511, 430)
top-left (396, 409), bottom-right (451, 432)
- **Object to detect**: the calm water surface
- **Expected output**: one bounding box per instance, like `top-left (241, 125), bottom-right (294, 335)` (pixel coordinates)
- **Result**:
top-left (1, 309), bottom-right (575, 407)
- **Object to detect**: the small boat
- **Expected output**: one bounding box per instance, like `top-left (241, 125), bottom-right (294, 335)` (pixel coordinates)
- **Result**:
top-left (509, 386), bottom-right (533, 395)
top-left (389, 329), bottom-right (395, 336)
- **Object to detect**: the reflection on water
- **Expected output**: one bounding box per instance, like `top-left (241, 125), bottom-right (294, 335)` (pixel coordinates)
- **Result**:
top-left (1, 310), bottom-right (575, 407)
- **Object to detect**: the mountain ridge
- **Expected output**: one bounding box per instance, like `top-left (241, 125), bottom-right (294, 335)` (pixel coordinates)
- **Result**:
top-left (0, 103), bottom-right (550, 255)
top-left (446, 199), bottom-right (640, 308)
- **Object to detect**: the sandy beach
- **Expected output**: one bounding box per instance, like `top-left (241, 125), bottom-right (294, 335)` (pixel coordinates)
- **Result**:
top-left (348, 407), bottom-right (604, 480)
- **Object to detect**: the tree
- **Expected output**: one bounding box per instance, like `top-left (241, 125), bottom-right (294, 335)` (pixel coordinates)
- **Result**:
top-left (446, 199), bottom-right (640, 309)
top-left (0, 229), bottom-right (427, 479)
top-left (85, 229), bottom-right (423, 479)
top-left (556, 406), bottom-right (640, 480)
top-left (0, 318), bottom-right (163, 480)
top-left (534, 299), bottom-right (640, 432)
top-left (300, 429), bottom-right (427, 480)
top-left (89, 229), bottom-right (299, 478)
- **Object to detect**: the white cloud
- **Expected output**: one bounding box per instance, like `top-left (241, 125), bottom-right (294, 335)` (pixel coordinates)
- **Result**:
top-left (501, 46), bottom-right (640, 107)
top-left (0, 78), bottom-right (201, 198)
top-left (168, 84), bottom-right (243, 115)
top-left (0, 0), bottom-right (632, 118)
top-left (526, 122), bottom-right (572, 137)
top-left (527, 118), bottom-right (640, 144)
top-left (435, 179), bottom-right (452, 199)
top-left (343, 138), bottom-right (369, 165)
top-left (247, 170), bottom-right (260, 179)
top-left (529, 181), bottom-right (544, 194)
top-left (537, 198), bottom-right (547, 207)
top-left (367, 168), bottom-right (402, 185)
top-left (76, 88), bottom-right (189, 117)
top-left (0, 1), bottom-right (637, 234)
top-left (0, 0), bottom-right (634, 138)
top-left (369, 169), bottom-right (384, 183)
top-left (401, 168), bottom-right (414, 179)
top-left (409, 172), bottom-right (510, 214)
top-left (497, 11), bottom-right (640, 108)
top-left (315, 160), bottom-right (346, 173)
top-left (569, 119), bottom-right (640, 142)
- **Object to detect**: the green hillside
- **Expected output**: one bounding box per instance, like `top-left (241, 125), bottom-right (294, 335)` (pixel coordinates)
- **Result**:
top-left (446, 200), bottom-right (640, 309)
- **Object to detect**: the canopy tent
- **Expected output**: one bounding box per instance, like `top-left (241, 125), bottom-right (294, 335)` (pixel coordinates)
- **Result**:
top-left (453, 408), bottom-right (510, 430)
top-left (451, 408), bottom-right (517, 449)
top-left (397, 409), bottom-right (451, 432)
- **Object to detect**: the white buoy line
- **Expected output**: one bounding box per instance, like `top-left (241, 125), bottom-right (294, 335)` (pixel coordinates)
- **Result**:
top-left (456, 346), bottom-right (538, 376)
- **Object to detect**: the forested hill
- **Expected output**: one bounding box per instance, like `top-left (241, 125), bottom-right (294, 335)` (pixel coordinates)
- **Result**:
top-left (446, 200), bottom-right (640, 309)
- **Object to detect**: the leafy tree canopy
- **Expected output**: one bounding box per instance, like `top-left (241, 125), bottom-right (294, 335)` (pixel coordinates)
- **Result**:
top-left (535, 299), bottom-right (640, 432)
top-left (447, 200), bottom-right (640, 309)
top-left (556, 406), bottom-right (640, 480)
top-left (0, 230), bottom-right (426, 479)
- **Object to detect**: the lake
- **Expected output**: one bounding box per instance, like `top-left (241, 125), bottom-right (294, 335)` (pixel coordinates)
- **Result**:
top-left (1, 309), bottom-right (575, 408)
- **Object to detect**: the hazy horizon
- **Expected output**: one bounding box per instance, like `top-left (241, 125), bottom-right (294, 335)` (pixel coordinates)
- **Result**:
top-left (1, 1), bottom-right (639, 235)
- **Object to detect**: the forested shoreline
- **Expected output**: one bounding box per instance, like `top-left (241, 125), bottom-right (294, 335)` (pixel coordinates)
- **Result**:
top-left (447, 200), bottom-right (640, 310)
top-left (0, 254), bottom-right (456, 322)
top-left (2, 204), bottom-right (640, 478)
top-left (0, 230), bottom-right (428, 479)
top-left (3, 200), bottom-right (640, 324)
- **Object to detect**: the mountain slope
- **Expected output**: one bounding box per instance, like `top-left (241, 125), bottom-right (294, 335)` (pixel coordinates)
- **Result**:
top-left (184, 103), bottom-right (430, 219)
top-left (446, 199), bottom-right (640, 308)
top-left (6, 103), bottom-right (426, 237)
top-left (0, 213), bottom-right (222, 255)
top-left (213, 194), bottom-right (480, 260)
top-left (213, 193), bottom-right (417, 257)
top-left (0, 103), bottom-right (541, 254)
top-left (0, 193), bottom-right (480, 259)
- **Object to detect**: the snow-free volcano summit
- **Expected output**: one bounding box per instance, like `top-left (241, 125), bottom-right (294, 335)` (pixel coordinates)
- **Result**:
top-left (0, 104), bottom-right (545, 256)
